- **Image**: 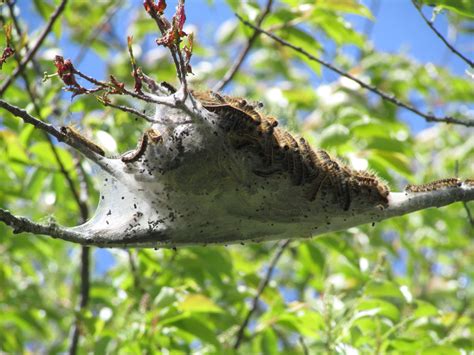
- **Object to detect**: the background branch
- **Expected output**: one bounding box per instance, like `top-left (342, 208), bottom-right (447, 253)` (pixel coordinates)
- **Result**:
top-left (233, 240), bottom-right (290, 349)
top-left (213, 0), bottom-right (273, 92)
top-left (237, 15), bottom-right (474, 127)
top-left (412, 1), bottom-right (474, 68)
top-left (0, 0), bottom-right (68, 96)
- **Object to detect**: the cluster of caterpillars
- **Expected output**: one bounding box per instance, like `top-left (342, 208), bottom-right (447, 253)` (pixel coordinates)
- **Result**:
top-left (193, 90), bottom-right (390, 211)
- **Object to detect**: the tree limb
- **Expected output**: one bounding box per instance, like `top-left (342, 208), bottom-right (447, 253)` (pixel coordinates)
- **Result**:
top-left (1, 184), bottom-right (472, 248)
top-left (236, 15), bottom-right (474, 127)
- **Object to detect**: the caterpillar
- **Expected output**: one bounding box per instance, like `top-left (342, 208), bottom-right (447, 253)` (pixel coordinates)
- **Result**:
top-left (122, 128), bottom-right (163, 164)
top-left (60, 126), bottom-right (105, 156)
top-left (146, 128), bottom-right (163, 144)
top-left (284, 131), bottom-right (304, 186)
top-left (405, 178), bottom-right (461, 192)
top-left (314, 149), bottom-right (352, 210)
top-left (464, 179), bottom-right (474, 186)
top-left (193, 90), bottom-right (391, 210)
top-left (122, 132), bottom-right (149, 163)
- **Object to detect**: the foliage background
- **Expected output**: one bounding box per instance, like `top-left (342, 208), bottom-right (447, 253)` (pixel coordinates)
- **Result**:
top-left (0, 0), bottom-right (473, 353)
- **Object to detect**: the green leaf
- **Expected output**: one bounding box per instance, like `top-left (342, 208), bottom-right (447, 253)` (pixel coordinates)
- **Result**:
top-left (365, 280), bottom-right (404, 300)
top-left (179, 294), bottom-right (223, 313)
top-left (24, 169), bottom-right (48, 200)
top-left (277, 27), bottom-right (322, 75)
top-left (413, 300), bottom-right (439, 318)
top-left (420, 345), bottom-right (462, 354)
top-left (173, 317), bottom-right (221, 349)
top-left (316, 0), bottom-right (374, 18)
top-left (153, 287), bottom-right (177, 309)
top-left (319, 124), bottom-right (350, 147)
top-left (357, 298), bottom-right (401, 321)
top-left (261, 328), bottom-right (279, 354)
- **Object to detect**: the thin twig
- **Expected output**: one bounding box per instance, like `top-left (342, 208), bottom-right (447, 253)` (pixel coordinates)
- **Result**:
top-left (100, 100), bottom-right (158, 123)
top-left (0, 99), bottom-right (66, 140)
top-left (462, 202), bottom-right (474, 228)
top-left (214, 0), bottom-right (273, 92)
top-left (72, 68), bottom-right (177, 108)
top-left (299, 336), bottom-right (309, 355)
top-left (236, 15), bottom-right (474, 127)
top-left (412, 1), bottom-right (474, 68)
top-left (5, 0), bottom-right (43, 75)
top-left (0, 0), bottom-right (68, 95)
top-left (68, 157), bottom-right (91, 355)
top-left (68, 246), bottom-right (90, 355)
top-left (144, 0), bottom-right (187, 91)
top-left (233, 239), bottom-right (290, 349)
top-left (127, 250), bottom-right (146, 294)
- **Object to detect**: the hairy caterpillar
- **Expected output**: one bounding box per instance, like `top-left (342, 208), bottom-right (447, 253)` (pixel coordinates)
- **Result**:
top-left (405, 178), bottom-right (461, 192)
top-left (121, 129), bottom-right (162, 164)
top-left (121, 132), bottom-right (149, 163)
top-left (60, 126), bottom-right (105, 156)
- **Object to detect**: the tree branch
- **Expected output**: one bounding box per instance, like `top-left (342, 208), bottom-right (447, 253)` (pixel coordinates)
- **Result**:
top-left (0, 0), bottom-right (68, 96)
top-left (1, 183), bottom-right (472, 248)
top-left (213, 0), bottom-right (274, 92)
top-left (236, 15), bottom-right (474, 127)
top-left (233, 239), bottom-right (290, 349)
top-left (0, 209), bottom-right (89, 244)
top-left (412, 1), bottom-right (474, 68)
top-left (1, 94), bottom-right (473, 249)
